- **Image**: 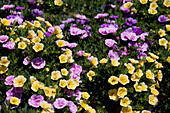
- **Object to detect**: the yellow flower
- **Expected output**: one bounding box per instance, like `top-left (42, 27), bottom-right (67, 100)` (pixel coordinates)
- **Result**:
top-left (80, 100), bottom-right (89, 110)
top-left (44, 21), bottom-right (52, 27)
top-left (1, 18), bottom-right (10, 26)
top-left (124, 63), bottom-right (135, 74)
top-left (59, 54), bottom-right (68, 63)
top-left (149, 95), bottom-right (158, 105)
top-left (151, 88), bottom-right (159, 96)
top-left (123, 2), bottom-right (133, 8)
top-left (0, 56), bottom-right (10, 67)
top-left (34, 20), bottom-right (41, 27)
top-left (83, 53), bottom-right (91, 57)
top-left (15, 38), bottom-right (20, 43)
top-left (40, 101), bottom-right (52, 109)
top-left (56, 34), bottom-right (64, 39)
top-left (32, 37), bottom-right (41, 43)
top-left (146, 57), bottom-right (155, 62)
top-left (33, 42), bottom-right (44, 52)
top-left (67, 79), bottom-right (77, 90)
top-left (117, 87), bottom-right (127, 98)
top-left (129, 58), bottom-right (139, 64)
top-left (108, 89), bottom-right (118, 101)
top-left (135, 69), bottom-right (143, 78)
top-left (146, 70), bottom-right (154, 79)
top-left (158, 29), bottom-right (166, 37)
top-left (111, 59), bottom-right (120, 66)
top-left (91, 56), bottom-right (98, 66)
top-left (67, 55), bottom-right (74, 63)
top-left (164, 0), bottom-right (170, 7)
top-left (167, 56), bottom-right (170, 63)
top-left (87, 70), bottom-right (95, 81)
top-left (141, 82), bottom-right (148, 91)
top-left (82, 92), bottom-right (90, 99)
top-left (51, 71), bottom-right (62, 80)
top-left (149, 2), bottom-right (158, 9)
top-left (140, 0), bottom-right (148, 4)
top-left (61, 68), bottom-right (68, 76)
top-left (13, 75), bottom-right (27, 87)
top-left (132, 111), bottom-right (140, 113)
top-left (30, 76), bottom-right (37, 84)
top-left (148, 52), bottom-right (159, 59)
top-left (18, 41), bottom-right (27, 49)
top-left (166, 25), bottom-right (170, 31)
top-left (54, 26), bottom-right (62, 34)
top-left (10, 97), bottom-right (21, 106)
top-left (57, 40), bottom-right (66, 47)
top-left (131, 8), bottom-right (137, 13)
top-left (86, 107), bottom-right (96, 113)
top-left (54, 0), bottom-right (63, 6)
top-left (120, 97), bottom-right (131, 107)
top-left (157, 70), bottom-right (163, 81)
top-left (37, 30), bottom-right (44, 39)
top-left (64, 48), bottom-right (72, 56)
top-left (142, 110), bottom-right (151, 113)
top-left (59, 79), bottom-right (67, 88)
top-left (119, 74), bottom-right (129, 85)
top-left (73, 79), bottom-right (79, 87)
top-left (149, 0), bottom-right (157, 2)
top-left (43, 87), bottom-right (52, 97)
top-left (36, 16), bottom-right (45, 22)
top-left (31, 81), bottom-right (39, 92)
top-left (148, 8), bottom-right (157, 15)
top-left (108, 76), bottom-right (119, 85)
top-left (159, 38), bottom-right (168, 46)
top-left (99, 58), bottom-right (108, 65)
top-left (134, 82), bottom-right (142, 92)
top-left (131, 73), bottom-right (140, 82)
top-left (38, 82), bottom-right (44, 89)
top-left (121, 106), bottom-right (132, 113)
top-left (28, 30), bottom-right (37, 38)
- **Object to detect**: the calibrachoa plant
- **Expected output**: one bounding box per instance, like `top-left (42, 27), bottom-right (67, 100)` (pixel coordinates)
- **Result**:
top-left (0, 0), bottom-right (170, 113)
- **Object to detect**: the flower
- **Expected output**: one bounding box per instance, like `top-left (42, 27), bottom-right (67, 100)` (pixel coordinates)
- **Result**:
top-left (142, 110), bottom-right (151, 113)
top-left (108, 89), bottom-right (118, 101)
top-left (53, 98), bottom-right (67, 109)
top-left (121, 106), bottom-right (133, 113)
top-left (40, 101), bottom-right (52, 109)
top-left (59, 79), bottom-right (67, 88)
top-left (87, 70), bottom-right (95, 81)
top-left (167, 56), bottom-right (170, 63)
top-left (80, 100), bottom-right (88, 109)
top-left (18, 41), bottom-right (27, 49)
top-left (23, 56), bottom-right (30, 65)
top-left (124, 63), bottom-right (135, 74)
top-left (33, 43), bottom-right (44, 52)
top-left (0, 65), bottom-right (8, 74)
top-left (123, 2), bottom-right (133, 8)
top-left (151, 88), bottom-right (159, 96)
top-left (94, 13), bottom-right (109, 19)
top-left (150, 2), bottom-right (158, 9)
top-left (0, 56), bottom-right (10, 67)
top-left (31, 57), bottom-right (46, 69)
top-left (141, 82), bottom-right (148, 91)
top-left (28, 95), bottom-right (44, 108)
top-left (108, 50), bottom-right (120, 60)
top-left (0, 35), bottom-right (9, 43)
top-left (111, 59), bottom-right (120, 66)
top-left (99, 58), bottom-right (108, 65)
top-left (13, 75), bottom-right (27, 87)
top-left (158, 15), bottom-right (168, 22)
top-left (59, 54), bottom-right (68, 63)
top-left (148, 52), bottom-right (159, 59)
top-left (5, 75), bottom-right (15, 85)
top-left (10, 97), bottom-right (21, 106)
top-left (105, 39), bottom-right (117, 47)
top-left (32, 37), bottom-right (41, 43)
top-left (140, 0), bottom-right (148, 4)
top-left (146, 70), bottom-right (154, 79)
top-left (159, 38), bottom-right (168, 46)
top-left (163, 0), bottom-right (170, 7)
top-left (54, 0), bottom-right (63, 6)
top-left (166, 25), bottom-right (170, 31)
top-left (134, 82), bottom-right (142, 92)
top-left (148, 8), bottom-right (157, 15)
top-left (34, 20), bottom-right (41, 27)
top-left (119, 74), bottom-right (129, 85)
top-left (67, 79), bottom-right (77, 90)
top-left (129, 58), bottom-right (139, 64)
top-left (76, 14), bottom-right (87, 19)
top-left (108, 76), bottom-right (119, 85)
top-left (56, 40), bottom-right (66, 47)
top-left (146, 57), bottom-right (155, 62)
top-left (149, 95), bottom-right (158, 105)
top-left (67, 101), bottom-right (78, 113)
top-left (51, 71), bottom-right (62, 80)
top-left (61, 68), bottom-right (68, 76)
top-left (82, 92), bottom-right (90, 99)
top-left (120, 97), bottom-right (131, 107)
top-left (1, 4), bottom-right (15, 10)
top-left (1, 18), bottom-right (10, 26)
top-left (158, 29), bottom-right (166, 37)
top-left (2, 41), bottom-right (15, 50)
top-left (117, 87), bottom-right (127, 98)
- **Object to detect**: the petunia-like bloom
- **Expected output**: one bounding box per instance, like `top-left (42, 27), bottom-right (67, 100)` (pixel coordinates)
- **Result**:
top-left (2, 41), bottom-right (15, 50)
top-left (119, 74), bottom-right (129, 85)
top-left (94, 13), bottom-right (109, 19)
top-left (33, 43), bottom-right (44, 52)
top-left (105, 39), bottom-right (117, 47)
top-left (140, 0), bottom-right (148, 4)
top-left (149, 95), bottom-right (158, 106)
top-left (158, 15), bottom-right (168, 23)
top-left (67, 101), bottom-right (78, 113)
top-left (31, 57), bottom-right (46, 69)
top-left (23, 56), bottom-right (31, 65)
top-left (54, 0), bottom-right (63, 6)
top-left (69, 26), bottom-right (86, 36)
top-left (27, 0), bottom-right (36, 4)
top-left (0, 35), bottom-right (9, 43)
top-left (117, 87), bottom-right (127, 98)
top-left (108, 89), bottom-right (118, 101)
top-left (13, 75), bottom-right (27, 87)
top-left (10, 97), bottom-right (21, 106)
top-left (76, 14), bottom-right (87, 19)
top-left (28, 95), bottom-right (44, 108)
top-left (1, 4), bottom-right (15, 10)
top-left (77, 50), bottom-right (85, 57)
top-left (108, 50), bottom-right (120, 60)
top-left (53, 98), bottom-right (68, 109)
top-left (120, 5), bottom-right (130, 13)
top-left (5, 75), bottom-right (15, 85)
top-left (108, 76), bottom-right (119, 85)
top-left (120, 97), bottom-right (131, 107)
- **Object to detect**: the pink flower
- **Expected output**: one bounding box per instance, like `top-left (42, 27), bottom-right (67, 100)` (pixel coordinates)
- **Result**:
top-left (108, 50), bottom-right (120, 60)
top-left (4, 75), bottom-right (15, 85)
top-left (120, 5), bottom-right (130, 13)
top-left (1, 5), bottom-right (15, 10)
top-left (27, 0), bottom-right (36, 4)
top-left (76, 14), bottom-right (87, 19)
top-left (28, 95), bottom-right (44, 108)
top-left (105, 39), bottom-right (117, 47)
top-left (67, 101), bottom-right (78, 113)
top-left (139, 32), bottom-right (149, 41)
top-left (31, 57), bottom-right (46, 69)
top-left (99, 28), bottom-right (108, 35)
top-left (53, 98), bottom-right (68, 109)
top-left (128, 32), bottom-right (138, 41)
top-left (48, 26), bottom-right (55, 34)
top-left (0, 35), bottom-right (9, 43)
top-left (23, 56), bottom-right (30, 65)
top-left (69, 27), bottom-right (86, 36)
top-left (94, 13), bottom-right (109, 19)
top-left (121, 32), bottom-right (129, 41)
top-left (2, 41), bottom-right (15, 50)
top-left (77, 50), bottom-right (85, 57)
top-left (110, 4), bottom-right (116, 8)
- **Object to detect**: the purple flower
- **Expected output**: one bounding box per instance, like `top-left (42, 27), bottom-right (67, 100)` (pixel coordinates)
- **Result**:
top-left (33, 9), bottom-right (43, 15)
top-left (58, 24), bottom-right (65, 29)
top-left (76, 14), bottom-right (87, 19)
top-left (133, 26), bottom-right (142, 35)
top-left (0, 35), bottom-right (9, 43)
top-left (128, 42), bottom-right (138, 47)
top-left (69, 27), bottom-right (86, 36)
top-left (139, 32), bottom-right (149, 41)
top-left (108, 50), bottom-right (120, 60)
top-left (94, 13), bottom-right (109, 19)
top-left (16, 7), bottom-right (25, 10)
top-left (44, 32), bottom-right (52, 37)
top-left (61, 18), bottom-right (75, 24)
top-left (23, 56), bottom-right (31, 65)
top-left (1, 5), bottom-right (15, 10)
top-left (6, 87), bottom-right (24, 101)
top-left (2, 41), bottom-right (15, 50)
top-left (121, 32), bottom-right (129, 41)
top-left (128, 17), bottom-right (137, 24)
top-left (67, 42), bottom-right (78, 49)
top-left (105, 39), bottom-right (117, 47)
top-left (67, 101), bottom-right (78, 113)
top-left (137, 52), bottom-right (147, 59)
top-left (4, 75), bottom-right (15, 86)
top-left (27, 0), bottom-right (36, 4)
top-left (120, 5), bottom-right (130, 13)
top-left (53, 98), bottom-right (68, 109)
top-left (28, 95), bottom-right (44, 108)
top-left (137, 43), bottom-right (148, 52)
top-left (77, 50), bottom-right (85, 56)
top-left (110, 15), bottom-right (119, 19)
top-left (158, 15), bottom-right (168, 23)
top-left (31, 57), bottom-right (46, 69)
